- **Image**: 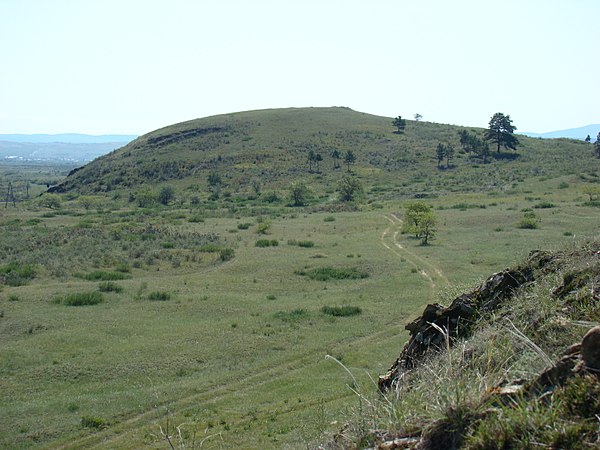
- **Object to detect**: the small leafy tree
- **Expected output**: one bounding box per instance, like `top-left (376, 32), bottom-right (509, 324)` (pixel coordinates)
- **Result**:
top-left (289, 180), bottom-right (311, 207)
top-left (38, 193), bottom-right (61, 209)
top-left (136, 190), bottom-right (156, 208)
top-left (338, 175), bottom-right (363, 202)
top-left (402, 201), bottom-right (432, 237)
top-left (158, 186), bottom-right (175, 205)
top-left (415, 210), bottom-right (437, 245)
top-left (78, 195), bottom-right (97, 210)
top-left (344, 151), bottom-right (356, 172)
top-left (485, 112), bottom-right (519, 152)
top-left (392, 116), bottom-right (406, 134)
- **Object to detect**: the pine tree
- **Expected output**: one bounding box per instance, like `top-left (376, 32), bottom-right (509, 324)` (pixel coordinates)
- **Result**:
top-left (485, 113), bottom-right (519, 152)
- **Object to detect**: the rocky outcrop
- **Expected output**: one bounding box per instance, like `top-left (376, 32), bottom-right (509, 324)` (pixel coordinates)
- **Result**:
top-left (378, 252), bottom-right (552, 391)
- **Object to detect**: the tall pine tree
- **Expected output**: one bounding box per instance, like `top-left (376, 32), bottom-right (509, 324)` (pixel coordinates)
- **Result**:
top-left (485, 113), bottom-right (519, 152)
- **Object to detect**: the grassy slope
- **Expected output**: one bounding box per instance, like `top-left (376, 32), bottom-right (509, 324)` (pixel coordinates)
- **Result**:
top-left (52, 107), bottom-right (596, 200)
top-left (0, 108), bottom-right (599, 448)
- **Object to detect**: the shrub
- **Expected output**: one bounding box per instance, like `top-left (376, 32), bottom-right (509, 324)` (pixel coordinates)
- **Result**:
top-left (81, 416), bottom-right (106, 429)
top-left (297, 240), bottom-right (314, 248)
top-left (148, 291), bottom-right (170, 301)
top-left (321, 305), bottom-right (362, 317)
top-left (199, 244), bottom-right (223, 253)
top-left (0, 262), bottom-right (36, 286)
top-left (219, 248), bottom-right (235, 261)
top-left (79, 271), bottom-right (129, 281)
top-left (323, 216), bottom-right (336, 222)
top-left (60, 292), bottom-right (104, 306)
top-left (98, 282), bottom-right (123, 293)
top-left (534, 201), bottom-right (555, 209)
top-left (518, 211), bottom-right (540, 229)
top-left (256, 222), bottom-right (271, 234)
top-left (296, 266), bottom-right (369, 281)
top-left (237, 222), bottom-right (252, 230)
top-left (256, 239), bottom-right (279, 247)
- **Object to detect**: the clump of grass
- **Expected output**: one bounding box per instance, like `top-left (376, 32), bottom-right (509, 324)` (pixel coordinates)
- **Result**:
top-left (288, 239), bottom-right (315, 248)
top-left (273, 309), bottom-right (307, 322)
top-left (0, 262), bottom-right (36, 286)
top-left (98, 281), bottom-right (123, 293)
top-left (78, 270), bottom-right (130, 281)
top-left (321, 305), bottom-right (362, 317)
top-left (534, 201), bottom-right (555, 209)
top-left (219, 248), bottom-right (235, 261)
top-left (80, 416), bottom-right (106, 429)
top-left (323, 216), bottom-right (336, 222)
top-left (58, 292), bottom-right (104, 306)
top-left (255, 239), bottom-right (279, 247)
top-left (295, 266), bottom-right (369, 281)
top-left (198, 244), bottom-right (224, 253)
top-left (148, 291), bottom-right (170, 301)
top-left (237, 222), bottom-right (252, 230)
top-left (266, 294), bottom-right (276, 300)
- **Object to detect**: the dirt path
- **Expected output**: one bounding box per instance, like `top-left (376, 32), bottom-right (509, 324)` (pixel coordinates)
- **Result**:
top-left (381, 214), bottom-right (449, 291)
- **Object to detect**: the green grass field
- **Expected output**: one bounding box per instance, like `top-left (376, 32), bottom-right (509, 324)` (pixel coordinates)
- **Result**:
top-left (1, 175), bottom-right (599, 448)
top-left (1, 108), bottom-right (599, 448)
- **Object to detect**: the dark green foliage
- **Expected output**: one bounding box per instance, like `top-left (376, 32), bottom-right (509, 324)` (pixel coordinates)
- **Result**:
top-left (158, 186), bottom-right (175, 205)
top-left (534, 201), bottom-right (555, 209)
top-left (320, 305), bottom-right (362, 317)
top-left (237, 222), bottom-right (252, 230)
top-left (289, 180), bottom-right (311, 207)
top-left (98, 282), bottom-right (123, 293)
top-left (79, 270), bottom-right (130, 281)
top-left (323, 216), bottom-right (336, 222)
top-left (287, 239), bottom-right (315, 248)
top-left (60, 292), bottom-right (104, 306)
top-left (296, 266), bottom-right (369, 281)
top-left (338, 175), bottom-right (363, 201)
top-left (148, 291), bottom-right (170, 301)
top-left (392, 116), bottom-right (406, 134)
top-left (485, 112), bottom-right (519, 152)
top-left (219, 248), bottom-right (235, 261)
top-left (255, 239), bottom-right (279, 247)
top-left (344, 150), bottom-right (356, 172)
top-left (0, 261), bottom-right (36, 286)
top-left (518, 211), bottom-right (540, 229)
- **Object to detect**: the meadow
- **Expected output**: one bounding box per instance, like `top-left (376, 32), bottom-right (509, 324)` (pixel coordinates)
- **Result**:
top-left (1, 108), bottom-right (599, 448)
top-left (1, 172), bottom-right (599, 448)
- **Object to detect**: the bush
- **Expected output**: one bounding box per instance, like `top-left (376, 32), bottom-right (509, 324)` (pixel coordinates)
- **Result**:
top-left (79, 271), bottom-right (129, 281)
top-left (219, 248), bottom-right (235, 261)
top-left (0, 262), bottom-right (36, 286)
top-left (237, 222), bottom-right (252, 230)
top-left (81, 416), bottom-right (106, 429)
top-left (534, 201), bottom-right (555, 209)
top-left (98, 282), bottom-right (123, 293)
top-left (148, 291), bottom-right (170, 301)
top-left (199, 244), bottom-right (224, 253)
top-left (296, 266), bottom-right (369, 281)
top-left (323, 216), bottom-right (336, 222)
top-left (321, 305), bottom-right (362, 317)
top-left (255, 239), bottom-right (279, 247)
top-left (60, 292), bottom-right (104, 306)
top-left (297, 240), bottom-right (314, 248)
top-left (518, 211), bottom-right (540, 229)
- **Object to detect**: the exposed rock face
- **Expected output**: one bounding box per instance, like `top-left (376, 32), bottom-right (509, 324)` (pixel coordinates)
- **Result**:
top-left (581, 326), bottom-right (600, 370)
top-left (378, 252), bottom-right (552, 392)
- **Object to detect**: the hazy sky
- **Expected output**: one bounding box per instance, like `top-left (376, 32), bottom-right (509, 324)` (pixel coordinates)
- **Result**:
top-left (1, 0), bottom-right (598, 135)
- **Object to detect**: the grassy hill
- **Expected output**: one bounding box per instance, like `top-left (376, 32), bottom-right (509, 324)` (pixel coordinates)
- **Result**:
top-left (49, 107), bottom-right (597, 203)
top-left (1, 107), bottom-right (600, 449)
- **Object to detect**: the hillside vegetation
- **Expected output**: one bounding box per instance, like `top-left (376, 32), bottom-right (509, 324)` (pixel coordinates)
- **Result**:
top-left (1, 107), bottom-right (599, 449)
top-left (49, 107), bottom-right (596, 203)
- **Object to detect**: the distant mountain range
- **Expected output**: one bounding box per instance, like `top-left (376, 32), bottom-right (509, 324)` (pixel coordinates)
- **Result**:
top-left (0, 134), bottom-right (138, 163)
top-left (519, 124), bottom-right (599, 141)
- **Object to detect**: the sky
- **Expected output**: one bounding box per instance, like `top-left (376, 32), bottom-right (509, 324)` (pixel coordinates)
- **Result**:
top-left (1, 0), bottom-right (598, 135)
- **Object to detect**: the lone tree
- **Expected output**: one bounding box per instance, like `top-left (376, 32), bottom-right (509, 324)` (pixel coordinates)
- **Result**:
top-left (401, 201), bottom-right (438, 245)
top-left (289, 180), bottom-right (311, 207)
top-left (414, 113), bottom-right (423, 121)
top-left (485, 112), bottom-right (519, 153)
top-left (344, 150), bottom-right (356, 172)
top-left (595, 132), bottom-right (600, 159)
top-left (338, 175), bottom-right (363, 202)
top-left (158, 186), bottom-right (175, 205)
top-left (585, 134), bottom-right (591, 143)
top-left (392, 116), bottom-right (406, 134)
